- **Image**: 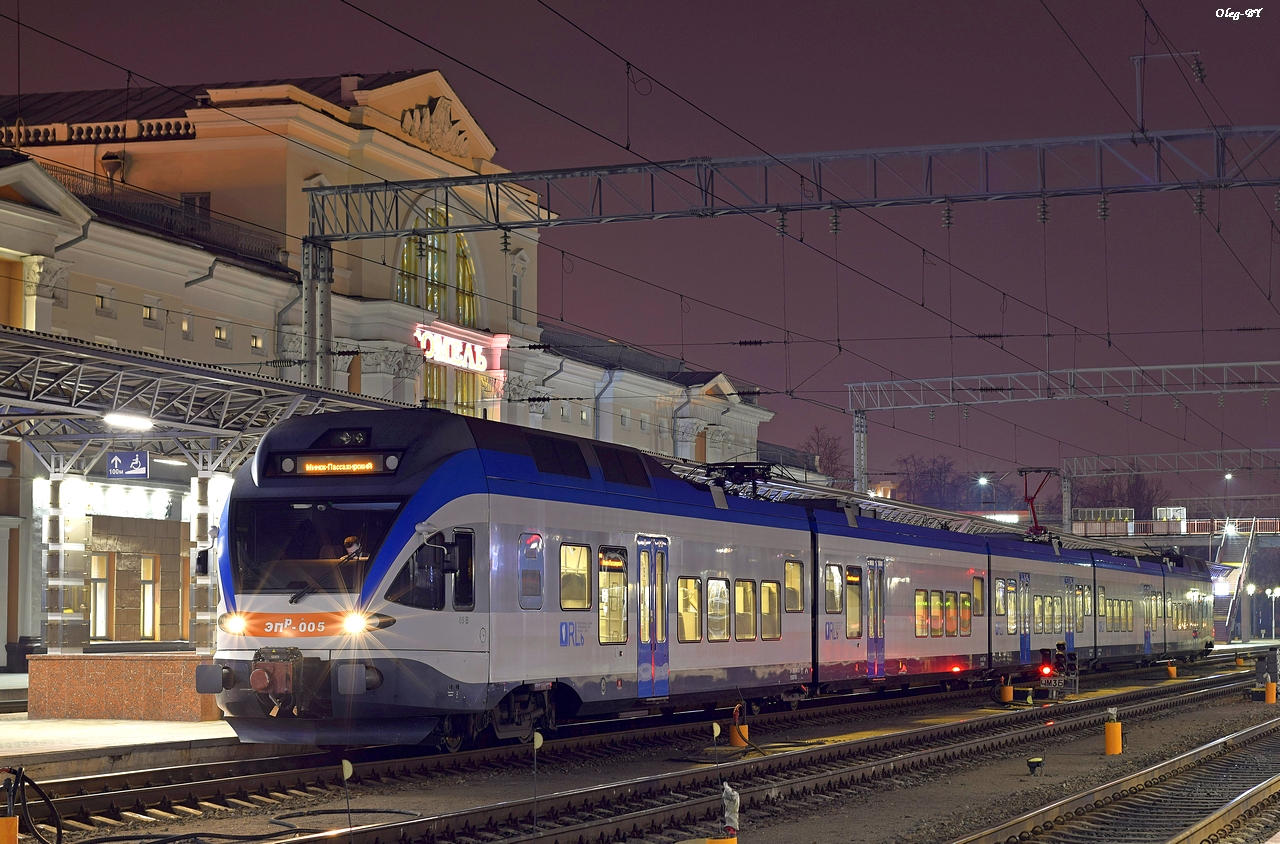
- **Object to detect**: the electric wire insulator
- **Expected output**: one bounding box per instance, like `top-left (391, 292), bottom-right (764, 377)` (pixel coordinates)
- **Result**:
top-left (942, 205), bottom-right (954, 228)
top-left (1193, 190), bottom-right (1206, 215)
top-left (1192, 58), bottom-right (1207, 83)
top-left (500, 230), bottom-right (510, 254)
top-left (1097, 196), bottom-right (1111, 221)
top-left (776, 212), bottom-right (787, 237)
top-left (1037, 198), bottom-right (1049, 224)
top-left (829, 209), bottom-right (840, 235)
top-left (1274, 188), bottom-right (1280, 213)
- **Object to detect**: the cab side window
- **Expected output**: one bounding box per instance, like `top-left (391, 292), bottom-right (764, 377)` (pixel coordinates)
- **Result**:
top-left (385, 536), bottom-right (445, 611)
top-left (453, 530), bottom-right (475, 611)
top-left (518, 533), bottom-right (543, 610)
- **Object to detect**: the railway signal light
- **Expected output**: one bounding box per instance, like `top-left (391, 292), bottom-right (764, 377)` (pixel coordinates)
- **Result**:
top-left (1039, 648), bottom-right (1053, 676)
top-left (1066, 651), bottom-right (1079, 677)
top-left (1053, 643), bottom-right (1067, 676)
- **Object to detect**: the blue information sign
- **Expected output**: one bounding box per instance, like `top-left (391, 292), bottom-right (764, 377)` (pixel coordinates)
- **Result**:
top-left (106, 451), bottom-right (149, 480)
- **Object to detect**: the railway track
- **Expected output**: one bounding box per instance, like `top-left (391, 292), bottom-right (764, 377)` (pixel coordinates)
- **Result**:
top-left (950, 715), bottom-right (1280, 844)
top-left (33, 671), bottom-right (1251, 842)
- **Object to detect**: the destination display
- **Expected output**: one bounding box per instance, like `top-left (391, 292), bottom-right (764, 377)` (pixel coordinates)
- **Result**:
top-left (276, 452), bottom-right (401, 476)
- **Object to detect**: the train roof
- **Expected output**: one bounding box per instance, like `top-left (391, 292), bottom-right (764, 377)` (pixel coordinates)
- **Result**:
top-left (246, 410), bottom-right (1195, 571)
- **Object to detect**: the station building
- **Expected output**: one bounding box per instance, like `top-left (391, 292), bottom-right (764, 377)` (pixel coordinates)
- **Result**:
top-left (0, 71), bottom-right (777, 659)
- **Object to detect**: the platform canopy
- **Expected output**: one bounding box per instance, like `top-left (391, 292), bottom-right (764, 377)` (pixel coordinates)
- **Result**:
top-left (0, 324), bottom-right (407, 476)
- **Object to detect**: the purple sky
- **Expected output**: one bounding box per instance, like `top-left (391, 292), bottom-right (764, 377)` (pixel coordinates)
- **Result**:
top-left (3, 1), bottom-right (1279, 511)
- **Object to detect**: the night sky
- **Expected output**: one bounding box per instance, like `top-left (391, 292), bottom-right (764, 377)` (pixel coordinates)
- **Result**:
top-left (3, 2), bottom-right (1279, 511)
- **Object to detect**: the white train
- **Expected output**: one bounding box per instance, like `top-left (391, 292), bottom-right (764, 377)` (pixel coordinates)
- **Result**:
top-left (195, 410), bottom-right (1214, 746)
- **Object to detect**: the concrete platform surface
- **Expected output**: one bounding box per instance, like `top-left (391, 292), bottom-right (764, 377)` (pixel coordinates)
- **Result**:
top-left (0, 713), bottom-right (308, 779)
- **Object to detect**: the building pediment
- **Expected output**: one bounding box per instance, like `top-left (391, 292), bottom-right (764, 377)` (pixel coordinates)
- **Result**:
top-left (0, 159), bottom-right (93, 230)
top-left (352, 72), bottom-right (497, 163)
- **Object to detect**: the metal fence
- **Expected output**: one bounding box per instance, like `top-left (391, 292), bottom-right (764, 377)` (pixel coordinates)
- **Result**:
top-left (43, 162), bottom-right (283, 266)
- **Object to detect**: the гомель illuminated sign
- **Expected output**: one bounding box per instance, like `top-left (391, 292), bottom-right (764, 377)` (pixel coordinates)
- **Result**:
top-left (413, 325), bottom-right (488, 372)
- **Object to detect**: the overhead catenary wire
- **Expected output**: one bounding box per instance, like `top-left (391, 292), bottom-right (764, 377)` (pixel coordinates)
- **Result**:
top-left (2, 9), bottom-right (1267, 472)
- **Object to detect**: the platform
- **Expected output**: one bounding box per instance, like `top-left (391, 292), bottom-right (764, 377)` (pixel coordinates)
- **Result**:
top-left (0, 713), bottom-right (310, 779)
top-left (0, 672), bottom-right (27, 707)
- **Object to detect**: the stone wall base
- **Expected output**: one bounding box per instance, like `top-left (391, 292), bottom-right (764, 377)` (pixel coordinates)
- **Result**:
top-left (28, 653), bottom-right (221, 721)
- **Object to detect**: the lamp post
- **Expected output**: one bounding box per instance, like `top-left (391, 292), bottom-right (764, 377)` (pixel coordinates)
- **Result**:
top-left (1247, 583), bottom-right (1257, 641)
top-left (1268, 588), bottom-right (1278, 640)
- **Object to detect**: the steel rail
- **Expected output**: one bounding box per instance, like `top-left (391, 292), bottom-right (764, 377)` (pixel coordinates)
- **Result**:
top-left (949, 716), bottom-right (1280, 844)
top-left (180, 675), bottom-right (1248, 844)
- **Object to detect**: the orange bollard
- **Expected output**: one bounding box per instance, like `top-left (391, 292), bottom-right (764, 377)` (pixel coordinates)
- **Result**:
top-left (0, 816), bottom-right (16, 844)
top-left (729, 724), bottom-right (749, 747)
top-left (1238, 657), bottom-right (1246, 668)
top-left (1267, 682), bottom-right (1277, 704)
top-left (999, 684), bottom-right (1014, 703)
top-left (1167, 664), bottom-right (1177, 679)
top-left (1105, 721), bottom-right (1123, 755)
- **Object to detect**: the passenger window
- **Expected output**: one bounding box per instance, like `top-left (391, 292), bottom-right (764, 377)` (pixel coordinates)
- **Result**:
top-left (761, 581), bottom-right (781, 640)
top-left (994, 579), bottom-right (1006, 616)
top-left (518, 533), bottom-right (543, 610)
top-left (1106, 599), bottom-right (1114, 632)
top-left (784, 561), bottom-right (804, 611)
top-left (824, 564), bottom-right (842, 613)
top-left (1097, 586), bottom-right (1106, 616)
top-left (1128, 600), bottom-right (1134, 632)
top-left (560, 544), bottom-right (591, 610)
top-left (1084, 585), bottom-right (1093, 617)
top-left (735, 580), bottom-right (757, 641)
top-left (385, 538), bottom-right (445, 610)
top-left (452, 530), bottom-right (475, 611)
top-left (708, 578), bottom-right (730, 641)
top-left (944, 591), bottom-right (958, 637)
top-left (959, 592), bottom-right (972, 637)
top-left (972, 577), bottom-right (985, 616)
top-left (845, 566), bottom-right (863, 639)
top-left (930, 590), bottom-right (944, 637)
top-left (1156, 592), bottom-right (1164, 618)
top-left (598, 547), bottom-right (627, 644)
top-left (1033, 595), bottom-right (1044, 634)
top-left (1054, 596), bottom-right (1064, 634)
top-left (1075, 586), bottom-right (1085, 633)
top-left (1165, 592), bottom-right (1171, 618)
top-left (914, 590), bottom-right (929, 637)
top-left (677, 577), bottom-right (702, 642)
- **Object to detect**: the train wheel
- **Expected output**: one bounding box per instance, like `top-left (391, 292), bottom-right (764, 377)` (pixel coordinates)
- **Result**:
top-left (787, 699), bottom-right (800, 711)
top-left (747, 699), bottom-right (763, 717)
top-left (441, 715), bottom-right (468, 753)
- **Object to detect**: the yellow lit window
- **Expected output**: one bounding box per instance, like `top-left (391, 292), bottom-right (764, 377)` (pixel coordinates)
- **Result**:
top-left (559, 544), bottom-right (590, 610)
top-left (707, 578), bottom-right (729, 642)
top-left (734, 580), bottom-right (756, 641)
top-left (598, 547), bottom-right (627, 644)
top-left (761, 581), bottom-right (781, 640)
top-left (914, 590), bottom-right (929, 637)
top-left (678, 577), bottom-right (701, 642)
top-left (784, 561), bottom-right (803, 611)
top-left (845, 566), bottom-right (862, 639)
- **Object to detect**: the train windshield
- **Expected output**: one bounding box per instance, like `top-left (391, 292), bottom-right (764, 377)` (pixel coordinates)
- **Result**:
top-left (231, 499), bottom-right (404, 595)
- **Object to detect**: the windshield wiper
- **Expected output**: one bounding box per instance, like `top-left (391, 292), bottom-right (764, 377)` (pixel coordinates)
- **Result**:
top-left (289, 560), bottom-right (347, 604)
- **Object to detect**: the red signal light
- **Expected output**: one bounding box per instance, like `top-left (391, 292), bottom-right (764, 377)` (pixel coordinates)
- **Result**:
top-left (951, 666), bottom-right (962, 673)
top-left (1040, 665), bottom-right (1054, 676)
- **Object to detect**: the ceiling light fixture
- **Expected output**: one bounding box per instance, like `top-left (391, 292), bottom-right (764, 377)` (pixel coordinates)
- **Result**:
top-left (103, 412), bottom-right (154, 432)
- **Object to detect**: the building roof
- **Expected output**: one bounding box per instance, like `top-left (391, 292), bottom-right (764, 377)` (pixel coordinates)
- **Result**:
top-left (0, 72), bottom-right (429, 125)
top-left (536, 324), bottom-right (761, 405)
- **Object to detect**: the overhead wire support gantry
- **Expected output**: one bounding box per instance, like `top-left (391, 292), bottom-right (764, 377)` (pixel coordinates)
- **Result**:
top-left (303, 125), bottom-right (1280, 241)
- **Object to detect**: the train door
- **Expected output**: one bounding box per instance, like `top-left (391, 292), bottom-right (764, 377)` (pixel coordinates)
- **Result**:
top-left (1142, 584), bottom-right (1153, 656)
top-left (1063, 577), bottom-right (1075, 653)
top-left (636, 535), bottom-right (669, 699)
top-left (866, 558), bottom-right (886, 678)
top-left (1018, 573), bottom-right (1031, 664)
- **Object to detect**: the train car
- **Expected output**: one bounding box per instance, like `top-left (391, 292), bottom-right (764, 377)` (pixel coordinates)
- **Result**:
top-left (196, 409), bottom-right (1213, 746)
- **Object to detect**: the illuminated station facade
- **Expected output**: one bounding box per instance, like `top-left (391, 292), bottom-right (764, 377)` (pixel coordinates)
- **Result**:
top-left (0, 71), bottom-right (775, 657)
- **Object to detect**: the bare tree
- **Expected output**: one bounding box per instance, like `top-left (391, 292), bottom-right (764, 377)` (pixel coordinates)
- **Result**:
top-left (801, 425), bottom-right (852, 489)
top-left (893, 453), bottom-right (1018, 511)
top-left (1071, 472), bottom-right (1169, 519)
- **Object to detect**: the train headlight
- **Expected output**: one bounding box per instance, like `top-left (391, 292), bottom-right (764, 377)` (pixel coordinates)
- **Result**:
top-left (218, 613), bottom-right (248, 635)
top-left (342, 613), bottom-right (372, 634)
